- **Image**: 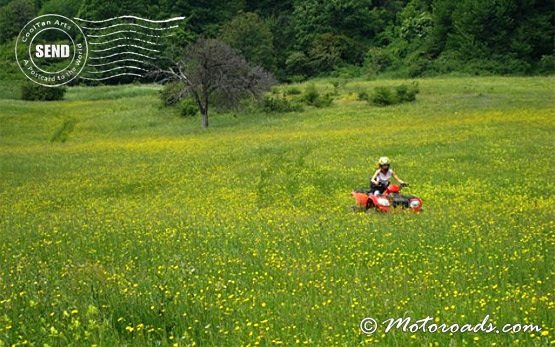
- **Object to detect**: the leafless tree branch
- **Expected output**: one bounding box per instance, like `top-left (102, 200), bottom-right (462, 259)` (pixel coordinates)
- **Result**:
top-left (152, 38), bottom-right (276, 128)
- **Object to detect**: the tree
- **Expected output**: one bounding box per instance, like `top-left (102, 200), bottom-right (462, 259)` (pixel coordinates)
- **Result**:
top-left (156, 39), bottom-right (275, 128)
top-left (308, 32), bottom-right (362, 72)
top-left (167, 0), bottom-right (243, 36)
top-left (426, 0), bottom-right (456, 57)
top-left (0, 0), bottom-right (36, 43)
top-left (292, 0), bottom-right (399, 50)
top-left (448, 0), bottom-right (554, 67)
top-left (39, 0), bottom-right (81, 17)
top-left (428, 0), bottom-right (554, 73)
top-left (77, 0), bottom-right (148, 19)
top-left (221, 12), bottom-right (276, 72)
top-left (290, 0), bottom-right (397, 76)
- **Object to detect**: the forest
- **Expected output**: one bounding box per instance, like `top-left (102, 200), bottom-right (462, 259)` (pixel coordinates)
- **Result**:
top-left (1, 0), bottom-right (554, 82)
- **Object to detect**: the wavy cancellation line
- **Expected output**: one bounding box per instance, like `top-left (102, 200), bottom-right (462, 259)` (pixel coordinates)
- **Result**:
top-left (90, 44), bottom-right (160, 53)
top-left (89, 37), bottom-right (159, 46)
top-left (79, 72), bottom-right (144, 81)
top-left (88, 66), bottom-right (148, 74)
top-left (87, 30), bottom-right (173, 39)
top-left (88, 58), bottom-right (151, 67)
top-left (81, 62), bottom-right (150, 80)
top-left (74, 15), bottom-right (186, 24)
top-left (75, 16), bottom-right (185, 82)
top-left (81, 23), bottom-right (179, 31)
top-left (87, 51), bottom-right (155, 60)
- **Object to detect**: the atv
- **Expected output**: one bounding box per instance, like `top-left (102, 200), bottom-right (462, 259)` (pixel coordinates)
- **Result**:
top-left (352, 183), bottom-right (423, 213)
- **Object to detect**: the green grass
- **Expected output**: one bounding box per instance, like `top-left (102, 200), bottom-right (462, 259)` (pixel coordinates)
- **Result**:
top-left (0, 76), bottom-right (553, 346)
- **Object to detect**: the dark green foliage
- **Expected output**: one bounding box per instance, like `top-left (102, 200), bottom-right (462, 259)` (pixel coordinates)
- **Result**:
top-left (265, 13), bottom-right (295, 80)
top-left (302, 84), bottom-right (318, 105)
top-left (538, 55), bottom-right (555, 74)
top-left (21, 82), bottom-right (66, 101)
top-left (370, 86), bottom-right (397, 106)
top-left (288, 0), bottom-right (404, 77)
top-left (284, 87), bottom-right (301, 95)
top-left (180, 98), bottom-right (199, 117)
top-left (448, 0), bottom-right (553, 67)
top-left (395, 82), bottom-right (419, 102)
top-left (0, 0), bottom-right (36, 43)
top-left (369, 83), bottom-right (420, 106)
top-left (262, 95), bottom-right (303, 113)
top-left (292, 0), bottom-right (392, 49)
top-left (365, 47), bottom-right (393, 73)
top-left (221, 12), bottom-right (276, 71)
top-left (375, 0), bottom-right (554, 76)
top-left (357, 90), bottom-right (369, 101)
top-left (167, 0), bottom-right (243, 36)
top-left (39, 0), bottom-right (80, 17)
top-left (316, 94), bottom-right (334, 108)
top-left (288, 75), bottom-right (307, 83)
top-left (1, 0), bottom-right (553, 83)
top-left (78, 0), bottom-right (150, 20)
top-left (302, 84), bottom-right (333, 108)
top-left (308, 33), bottom-right (362, 73)
top-left (330, 79), bottom-right (346, 95)
top-left (285, 51), bottom-right (310, 79)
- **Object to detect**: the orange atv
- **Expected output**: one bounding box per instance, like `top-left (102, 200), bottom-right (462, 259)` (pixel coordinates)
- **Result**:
top-left (352, 183), bottom-right (422, 213)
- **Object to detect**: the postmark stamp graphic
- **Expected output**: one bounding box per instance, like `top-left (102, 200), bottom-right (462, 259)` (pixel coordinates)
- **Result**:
top-left (15, 14), bottom-right (88, 87)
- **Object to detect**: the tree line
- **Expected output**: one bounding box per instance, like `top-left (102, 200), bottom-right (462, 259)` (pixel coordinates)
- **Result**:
top-left (1, 0), bottom-right (554, 80)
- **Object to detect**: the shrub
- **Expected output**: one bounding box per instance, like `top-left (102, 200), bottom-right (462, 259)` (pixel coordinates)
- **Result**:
top-left (262, 96), bottom-right (303, 113)
top-left (395, 82), bottom-right (419, 102)
top-left (21, 82), bottom-right (66, 101)
top-left (285, 87), bottom-right (302, 95)
top-left (330, 79), bottom-right (347, 95)
top-left (303, 84), bottom-right (319, 105)
top-left (288, 75), bottom-right (307, 83)
top-left (357, 90), bottom-right (369, 101)
top-left (369, 83), bottom-right (420, 106)
top-left (318, 93), bottom-right (334, 107)
top-left (180, 98), bottom-right (199, 117)
top-left (538, 54), bottom-right (555, 74)
top-left (369, 86), bottom-right (397, 106)
top-left (302, 84), bottom-right (333, 108)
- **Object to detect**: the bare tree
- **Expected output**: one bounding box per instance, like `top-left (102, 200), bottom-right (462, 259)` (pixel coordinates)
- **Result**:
top-left (155, 38), bottom-right (276, 128)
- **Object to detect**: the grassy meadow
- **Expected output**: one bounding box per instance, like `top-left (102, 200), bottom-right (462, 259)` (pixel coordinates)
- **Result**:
top-left (0, 76), bottom-right (553, 346)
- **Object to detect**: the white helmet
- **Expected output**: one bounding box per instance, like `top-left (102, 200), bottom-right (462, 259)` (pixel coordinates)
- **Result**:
top-left (378, 156), bottom-right (391, 166)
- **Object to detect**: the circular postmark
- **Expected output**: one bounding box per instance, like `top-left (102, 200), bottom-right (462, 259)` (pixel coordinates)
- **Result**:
top-left (15, 14), bottom-right (88, 87)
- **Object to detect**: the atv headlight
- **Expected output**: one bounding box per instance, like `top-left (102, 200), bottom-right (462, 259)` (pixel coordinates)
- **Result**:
top-left (377, 197), bottom-right (390, 207)
top-left (409, 200), bottom-right (421, 208)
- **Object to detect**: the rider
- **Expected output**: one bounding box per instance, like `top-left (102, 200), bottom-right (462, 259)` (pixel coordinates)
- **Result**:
top-left (370, 156), bottom-right (407, 195)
